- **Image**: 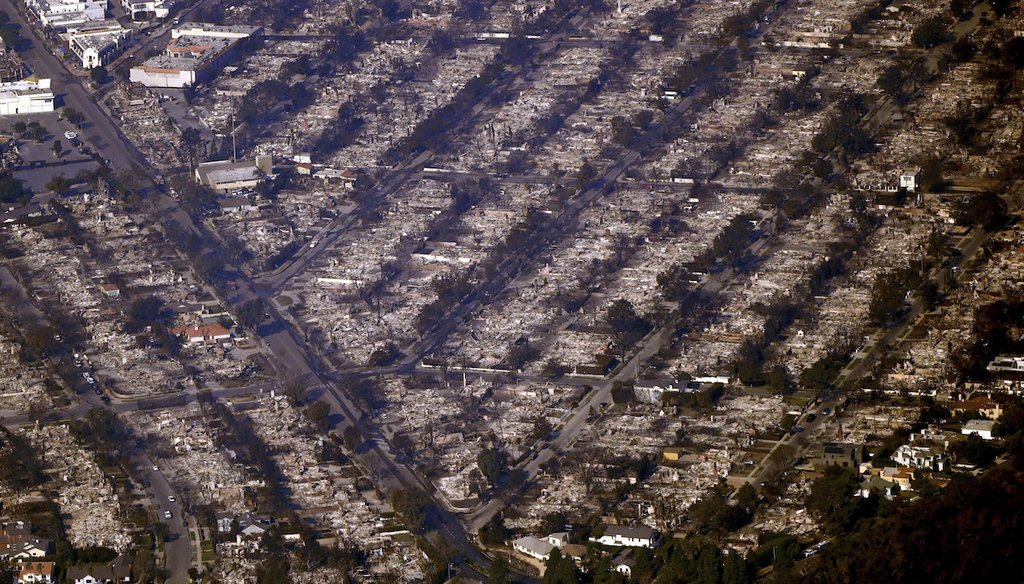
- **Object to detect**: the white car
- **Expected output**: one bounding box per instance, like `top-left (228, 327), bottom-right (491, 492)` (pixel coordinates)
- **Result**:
top-left (63, 131), bottom-right (78, 140)
top-left (168, 495), bottom-right (175, 502)
top-left (164, 510), bottom-right (172, 519)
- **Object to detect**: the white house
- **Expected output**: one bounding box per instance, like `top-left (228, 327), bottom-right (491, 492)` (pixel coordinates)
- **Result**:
top-left (0, 78), bottom-right (54, 115)
top-left (962, 419), bottom-right (996, 441)
top-left (5, 537), bottom-right (53, 559)
top-left (14, 562), bottom-right (54, 584)
top-left (511, 536), bottom-right (554, 561)
top-left (613, 550), bottom-right (636, 578)
top-left (859, 475), bottom-right (898, 499)
top-left (898, 168), bottom-right (921, 191)
top-left (892, 444), bottom-right (946, 471)
top-left (592, 525), bottom-right (659, 548)
top-left (546, 532), bottom-right (569, 549)
top-left (170, 323), bottom-right (231, 345)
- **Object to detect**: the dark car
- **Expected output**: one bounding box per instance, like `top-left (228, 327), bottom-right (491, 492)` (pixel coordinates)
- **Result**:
top-left (805, 413), bottom-right (817, 423)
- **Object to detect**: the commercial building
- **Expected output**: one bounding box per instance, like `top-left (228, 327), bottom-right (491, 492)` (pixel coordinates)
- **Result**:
top-left (121, 0), bottom-right (171, 20)
top-left (195, 156), bottom-right (273, 191)
top-left (64, 20), bottom-right (132, 69)
top-left (129, 23), bottom-right (262, 88)
top-left (195, 155), bottom-right (273, 191)
top-left (27, 0), bottom-right (106, 30)
top-left (0, 77), bottom-right (55, 115)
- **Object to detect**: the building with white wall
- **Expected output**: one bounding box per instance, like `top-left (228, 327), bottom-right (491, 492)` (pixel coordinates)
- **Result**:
top-left (122, 0), bottom-right (171, 20)
top-left (129, 23), bottom-right (261, 88)
top-left (27, 0), bottom-right (106, 30)
top-left (195, 155), bottom-right (273, 191)
top-left (65, 20), bottom-right (131, 69)
top-left (591, 525), bottom-right (660, 548)
top-left (0, 77), bottom-right (55, 115)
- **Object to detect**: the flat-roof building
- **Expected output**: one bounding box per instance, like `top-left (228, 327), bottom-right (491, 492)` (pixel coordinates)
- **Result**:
top-left (122, 0), bottom-right (171, 20)
top-left (195, 155), bottom-right (273, 191)
top-left (129, 23), bottom-right (261, 88)
top-left (0, 77), bottom-right (54, 115)
top-left (27, 0), bottom-right (106, 30)
top-left (64, 20), bottom-right (132, 69)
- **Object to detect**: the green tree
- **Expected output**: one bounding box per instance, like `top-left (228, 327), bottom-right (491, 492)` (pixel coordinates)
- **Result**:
top-left (487, 555), bottom-right (511, 584)
top-left (576, 159), bottom-right (596, 190)
top-left (342, 425), bottom-right (361, 451)
top-left (953, 191), bottom-right (1007, 230)
top-left (539, 511), bottom-right (568, 536)
top-left (766, 365), bottom-right (794, 395)
top-left (180, 127), bottom-right (207, 170)
top-left (391, 489), bottom-right (430, 533)
top-left (51, 140), bottom-right (62, 158)
top-left (255, 555), bottom-right (289, 583)
top-left (606, 298), bottom-right (651, 350)
top-left (477, 447), bottom-right (508, 487)
top-left (303, 400), bottom-right (331, 432)
top-left (722, 550), bottom-right (751, 584)
top-left (868, 268), bottom-right (911, 325)
top-left (61, 107), bottom-right (84, 127)
top-left (919, 156), bottom-right (944, 192)
top-left (543, 550), bottom-right (582, 584)
top-left (29, 121), bottom-right (45, 142)
top-left (806, 466), bottom-right (863, 533)
top-left (696, 543), bottom-right (722, 584)
top-left (90, 65), bottom-right (107, 85)
top-left (0, 25), bottom-right (19, 51)
top-left (478, 514), bottom-right (509, 546)
top-left (960, 433), bottom-right (998, 466)
top-left (235, 298), bottom-right (265, 330)
top-left (877, 64), bottom-right (911, 103)
top-left (124, 295), bottom-right (171, 333)
top-left (0, 174), bottom-right (27, 204)
top-left (911, 16), bottom-right (950, 48)
top-left (950, 0), bottom-right (974, 18)
top-left (45, 175), bottom-right (71, 196)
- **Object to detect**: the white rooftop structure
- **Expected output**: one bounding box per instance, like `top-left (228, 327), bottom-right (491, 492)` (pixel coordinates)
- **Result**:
top-left (511, 536), bottom-right (554, 561)
top-left (121, 0), bottom-right (171, 20)
top-left (194, 155), bottom-right (273, 191)
top-left (28, 0), bottom-right (106, 30)
top-left (65, 20), bottom-right (132, 69)
top-left (129, 23), bottom-right (262, 88)
top-left (962, 419), bottom-right (996, 441)
top-left (0, 77), bottom-right (54, 115)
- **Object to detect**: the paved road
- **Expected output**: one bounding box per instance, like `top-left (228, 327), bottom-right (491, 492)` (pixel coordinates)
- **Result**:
top-left (0, 267), bottom-right (194, 583)
top-left (1, 0), bottom-right (142, 174)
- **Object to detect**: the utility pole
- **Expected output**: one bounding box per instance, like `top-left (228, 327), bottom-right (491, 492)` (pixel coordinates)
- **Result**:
top-left (229, 97), bottom-right (238, 162)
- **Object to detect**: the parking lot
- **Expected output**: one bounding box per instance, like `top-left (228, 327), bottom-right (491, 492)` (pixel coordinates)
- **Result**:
top-left (8, 111), bottom-right (100, 192)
